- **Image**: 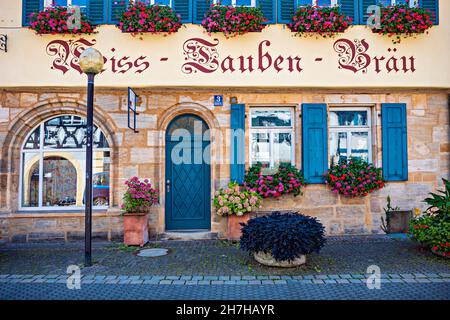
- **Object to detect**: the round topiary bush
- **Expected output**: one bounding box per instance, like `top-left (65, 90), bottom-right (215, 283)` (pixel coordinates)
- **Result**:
top-left (240, 212), bottom-right (326, 264)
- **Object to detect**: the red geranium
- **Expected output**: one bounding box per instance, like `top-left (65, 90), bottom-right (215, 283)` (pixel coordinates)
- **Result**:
top-left (325, 157), bottom-right (385, 197)
top-left (28, 6), bottom-right (95, 35)
top-left (288, 5), bottom-right (352, 38)
top-left (201, 3), bottom-right (267, 38)
top-left (118, 1), bottom-right (182, 34)
top-left (370, 3), bottom-right (433, 44)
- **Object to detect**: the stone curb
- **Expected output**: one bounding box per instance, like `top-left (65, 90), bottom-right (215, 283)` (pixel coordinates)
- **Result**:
top-left (1, 273), bottom-right (449, 285)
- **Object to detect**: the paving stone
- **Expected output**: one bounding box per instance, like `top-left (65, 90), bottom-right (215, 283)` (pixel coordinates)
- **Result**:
top-left (324, 280), bottom-right (337, 284)
top-left (105, 279), bottom-right (119, 284)
top-left (402, 279), bottom-right (417, 283)
top-left (439, 273), bottom-right (450, 278)
top-left (198, 280), bottom-right (211, 285)
top-left (328, 275), bottom-right (340, 279)
top-left (185, 281), bottom-right (198, 285)
top-left (312, 280), bottom-right (325, 284)
top-left (159, 280), bottom-right (173, 285)
top-left (315, 275), bottom-right (329, 280)
top-left (211, 281), bottom-right (224, 285)
top-left (400, 274), bottom-right (415, 279)
top-left (261, 280), bottom-right (275, 285)
top-left (339, 274), bottom-right (352, 279)
top-left (336, 279), bottom-right (350, 284)
top-left (192, 276), bottom-right (204, 281)
top-left (349, 279), bottom-right (362, 284)
top-left (224, 280), bottom-right (237, 285)
top-left (118, 280), bottom-right (131, 284)
top-left (236, 280), bottom-right (248, 285)
top-left (389, 274), bottom-right (401, 279)
top-left (303, 275), bottom-right (314, 280)
top-left (415, 279), bottom-right (431, 283)
top-left (413, 273), bottom-right (427, 278)
top-left (143, 280), bottom-right (159, 285)
top-left (172, 280), bottom-right (186, 285)
top-left (389, 279), bottom-right (405, 283)
top-left (425, 273), bottom-right (440, 278)
top-left (257, 276), bottom-right (269, 280)
top-left (248, 280), bottom-right (261, 285)
top-left (230, 276), bottom-right (241, 281)
top-left (180, 276), bottom-right (192, 281)
top-left (165, 276), bottom-right (180, 280)
top-left (204, 276), bottom-right (218, 281)
top-left (269, 276), bottom-right (281, 280)
top-left (351, 274), bottom-right (365, 279)
top-left (299, 280), bottom-right (313, 284)
top-left (429, 278), bottom-right (445, 283)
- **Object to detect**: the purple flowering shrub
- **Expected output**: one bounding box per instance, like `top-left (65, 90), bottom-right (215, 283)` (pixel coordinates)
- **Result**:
top-left (121, 176), bottom-right (158, 213)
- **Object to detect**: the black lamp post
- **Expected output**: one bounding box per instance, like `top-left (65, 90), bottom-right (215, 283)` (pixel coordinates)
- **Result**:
top-left (79, 48), bottom-right (104, 267)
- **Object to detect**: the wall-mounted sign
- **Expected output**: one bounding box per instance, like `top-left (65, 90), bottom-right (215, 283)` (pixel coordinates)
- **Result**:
top-left (0, 34), bottom-right (7, 53)
top-left (214, 95), bottom-right (223, 107)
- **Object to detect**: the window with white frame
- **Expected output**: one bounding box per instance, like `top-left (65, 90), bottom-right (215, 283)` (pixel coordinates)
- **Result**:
top-left (249, 108), bottom-right (295, 169)
top-left (329, 108), bottom-right (372, 164)
top-left (45, 0), bottom-right (87, 12)
top-left (214, 0), bottom-right (257, 7)
top-left (378, 0), bottom-right (419, 7)
top-left (297, 0), bottom-right (338, 6)
top-left (20, 115), bottom-right (110, 210)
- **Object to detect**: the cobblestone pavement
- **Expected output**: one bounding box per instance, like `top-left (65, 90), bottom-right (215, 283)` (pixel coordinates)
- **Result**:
top-left (0, 236), bottom-right (449, 300)
top-left (0, 236), bottom-right (449, 276)
top-left (0, 282), bottom-right (448, 300)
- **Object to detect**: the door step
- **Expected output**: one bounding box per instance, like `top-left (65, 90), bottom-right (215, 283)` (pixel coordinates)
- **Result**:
top-left (159, 230), bottom-right (218, 241)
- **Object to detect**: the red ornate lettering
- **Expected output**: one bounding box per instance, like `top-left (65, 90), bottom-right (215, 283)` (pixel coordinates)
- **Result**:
top-left (333, 38), bottom-right (371, 74)
top-left (182, 38), bottom-right (219, 74)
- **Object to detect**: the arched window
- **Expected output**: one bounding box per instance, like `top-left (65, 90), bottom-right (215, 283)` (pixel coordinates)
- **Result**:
top-left (20, 115), bottom-right (111, 210)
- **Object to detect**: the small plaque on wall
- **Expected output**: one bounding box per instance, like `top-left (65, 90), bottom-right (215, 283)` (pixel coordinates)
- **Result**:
top-left (214, 95), bottom-right (223, 107)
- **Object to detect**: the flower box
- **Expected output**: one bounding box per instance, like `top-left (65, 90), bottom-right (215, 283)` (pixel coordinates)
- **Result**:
top-left (118, 2), bottom-right (182, 35)
top-left (244, 164), bottom-right (306, 198)
top-left (28, 6), bottom-right (96, 35)
top-left (325, 158), bottom-right (384, 197)
top-left (201, 4), bottom-right (267, 38)
top-left (370, 4), bottom-right (434, 44)
top-left (288, 5), bottom-right (352, 38)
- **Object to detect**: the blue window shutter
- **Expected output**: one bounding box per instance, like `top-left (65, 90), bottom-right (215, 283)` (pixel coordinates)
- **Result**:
top-left (302, 104), bottom-right (328, 183)
top-left (22, 0), bottom-right (43, 26)
top-left (419, 0), bottom-right (439, 25)
top-left (193, 0), bottom-right (210, 24)
top-left (257, 0), bottom-right (276, 24)
top-left (277, 0), bottom-right (296, 23)
top-left (338, 0), bottom-right (358, 24)
top-left (87, 0), bottom-right (107, 24)
top-left (360, 0), bottom-right (376, 25)
top-left (108, 0), bottom-right (128, 24)
top-left (173, 0), bottom-right (192, 23)
top-left (382, 103), bottom-right (408, 181)
top-left (230, 104), bottom-right (245, 184)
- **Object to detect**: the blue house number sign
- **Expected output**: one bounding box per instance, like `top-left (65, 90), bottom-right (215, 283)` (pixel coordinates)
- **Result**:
top-left (214, 95), bottom-right (223, 107)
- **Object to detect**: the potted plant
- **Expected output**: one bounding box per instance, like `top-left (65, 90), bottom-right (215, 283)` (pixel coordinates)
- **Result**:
top-left (288, 5), bottom-right (352, 38)
top-left (240, 212), bottom-right (326, 267)
top-left (28, 5), bottom-right (96, 35)
top-left (121, 176), bottom-right (158, 246)
top-left (408, 179), bottom-right (450, 258)
top-left (324, 157), bottom-right (384, 197)
top-left (244, 164), bottom-right (306, 198)
top-left (213, 181), bottom-right (262, 240)
top-left (118, 1), bottom-right (182, 35)
top-left (201, 3), bottom-right (267, 38)
top-left (369, 3), bottom-right (434, 44)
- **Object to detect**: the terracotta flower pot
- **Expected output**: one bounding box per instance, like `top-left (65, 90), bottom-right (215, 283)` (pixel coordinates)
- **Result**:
top-left (227, 214), bottom-right (250, 240)
top-left (123, 212), bottom-right (149, 247)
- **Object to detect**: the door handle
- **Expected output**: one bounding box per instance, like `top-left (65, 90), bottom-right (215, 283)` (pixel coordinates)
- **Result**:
top-left (166, 179), bottom-right (170, 193)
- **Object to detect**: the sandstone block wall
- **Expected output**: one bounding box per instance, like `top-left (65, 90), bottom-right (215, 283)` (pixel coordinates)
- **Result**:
top-left (0, 88), bottom-right (448, 241)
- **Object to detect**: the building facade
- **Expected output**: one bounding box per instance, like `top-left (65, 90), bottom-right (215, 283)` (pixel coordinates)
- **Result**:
top-left (0, 0), bottom-right (448, 242)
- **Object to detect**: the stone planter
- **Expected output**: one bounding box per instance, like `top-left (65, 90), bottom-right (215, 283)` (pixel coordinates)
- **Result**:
top-left (387, 210), bottom-right (413, 233)
top-left (227, 214), bottom-right (250, 240)
top-left (253, 251), bottom-right (306, 268)
top-left (123, 212), bottom-right (149, 247)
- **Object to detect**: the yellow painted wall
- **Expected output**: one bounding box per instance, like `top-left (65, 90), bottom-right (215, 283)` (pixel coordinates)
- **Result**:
top-left (0, 0), bottom-right (449, 88)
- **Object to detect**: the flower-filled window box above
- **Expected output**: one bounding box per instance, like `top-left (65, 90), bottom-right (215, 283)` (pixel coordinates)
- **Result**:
top-left (244, 164), bottom-right (306, 198)
top-left (288, 4), bottom-right (352, 38)
top-left (201, 4), bottom-right (267, 38)
top-left (325, 158), bottom-right (385, 197)
top-left (370, 3), bottom-right (434, 44)
top-left (118, 1), bottom-right (182, 35)
top-left (28, 5), bottom-right (96, 34)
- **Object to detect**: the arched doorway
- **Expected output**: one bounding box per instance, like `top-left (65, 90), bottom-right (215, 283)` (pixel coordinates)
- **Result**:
top-left (165, 114), bottom-right (211, 230)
